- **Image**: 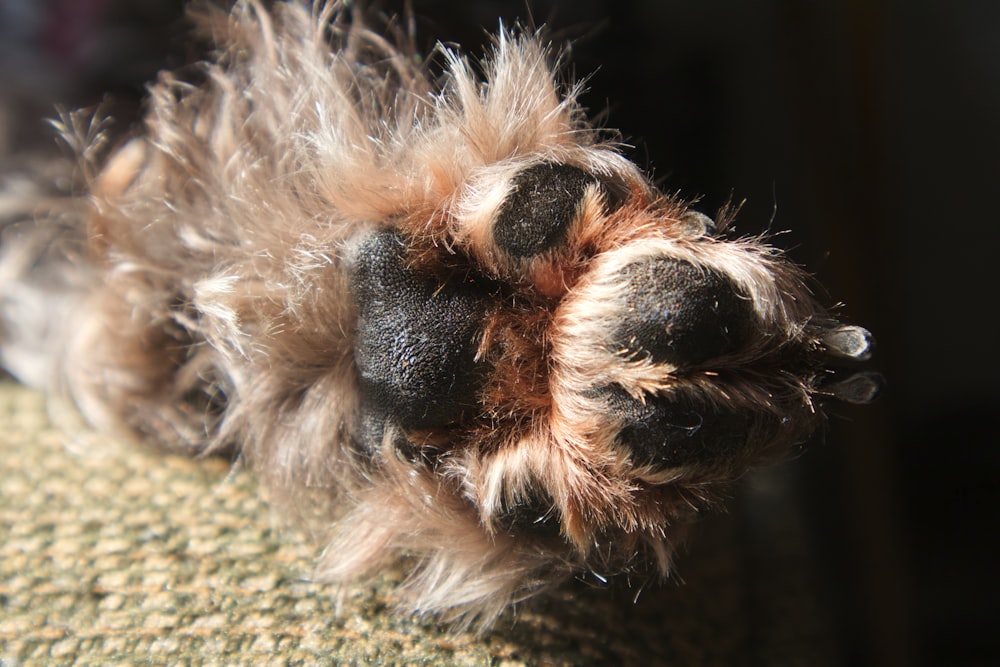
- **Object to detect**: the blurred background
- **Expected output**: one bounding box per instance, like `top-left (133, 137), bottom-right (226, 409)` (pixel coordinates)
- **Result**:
top-left (1, 1), bottom-right (996, 665)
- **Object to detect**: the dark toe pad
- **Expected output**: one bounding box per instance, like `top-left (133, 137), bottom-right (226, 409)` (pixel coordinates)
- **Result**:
top-left (613, 257), bottom-right (754, 367)
top-left (493, 163), bottom-right (597, 259)
top-left (604, 386), bottom-right (750, 468)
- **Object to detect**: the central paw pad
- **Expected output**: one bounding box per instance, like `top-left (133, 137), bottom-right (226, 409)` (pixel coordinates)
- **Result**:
top-left (350, 230), bottom-right (489, 439)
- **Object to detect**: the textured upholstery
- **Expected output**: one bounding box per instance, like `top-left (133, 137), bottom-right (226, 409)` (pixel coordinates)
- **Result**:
top-left (1, 381), bottom-right (836, 665)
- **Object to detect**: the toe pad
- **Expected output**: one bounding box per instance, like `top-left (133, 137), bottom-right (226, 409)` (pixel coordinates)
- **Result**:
top-left (613, 257), bottom-right (754, 367)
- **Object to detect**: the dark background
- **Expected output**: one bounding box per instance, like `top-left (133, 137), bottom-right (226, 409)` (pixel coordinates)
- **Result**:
top-left (2, 1), bottom-right (997, 665)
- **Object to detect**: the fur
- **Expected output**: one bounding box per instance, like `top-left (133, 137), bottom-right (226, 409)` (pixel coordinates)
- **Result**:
top-left (0, 0), bottom-right (879, 631)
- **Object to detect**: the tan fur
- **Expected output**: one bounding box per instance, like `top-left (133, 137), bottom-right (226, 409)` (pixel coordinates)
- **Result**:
top-left (0, 1), bottom-right (877, 631)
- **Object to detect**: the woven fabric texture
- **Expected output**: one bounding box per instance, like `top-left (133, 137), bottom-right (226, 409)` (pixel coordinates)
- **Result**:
top-left (1, 381), bottom-right (835, 666)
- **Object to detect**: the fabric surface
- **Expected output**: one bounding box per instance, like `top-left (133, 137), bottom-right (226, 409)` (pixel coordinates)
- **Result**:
top-left (1, 380), bottom-right (837, 665)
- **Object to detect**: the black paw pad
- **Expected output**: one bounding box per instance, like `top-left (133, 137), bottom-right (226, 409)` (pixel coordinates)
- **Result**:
top-left (350, 230), bottom-right (489, 432)
top-left (613, 257), bottom-right (753, 367)
top-left (604, 387), bottom-right (750, 468)
top-left (493, 163), bottom-right (598, 259)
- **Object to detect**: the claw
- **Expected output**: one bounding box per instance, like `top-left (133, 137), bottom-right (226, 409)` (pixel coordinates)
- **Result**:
top-left (678, 210), bottom-right (717, 237)
top-left (821, 325), bottom-right (875, 361)
top-left (822, 370), bottom-right (883, 404)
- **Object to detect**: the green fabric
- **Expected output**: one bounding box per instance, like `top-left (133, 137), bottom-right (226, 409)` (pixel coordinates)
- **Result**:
top-left (1, 381), bottom-right (836, 665)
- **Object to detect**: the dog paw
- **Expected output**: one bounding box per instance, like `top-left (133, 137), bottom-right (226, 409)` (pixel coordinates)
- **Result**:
top-left (37, 8), bottom-right (882, 625)
top-left (345, 158), bottom-right (880, 550)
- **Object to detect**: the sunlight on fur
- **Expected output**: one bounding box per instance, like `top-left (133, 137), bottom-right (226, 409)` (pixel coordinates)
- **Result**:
top-left (0, 0), bottom-right (880, 631)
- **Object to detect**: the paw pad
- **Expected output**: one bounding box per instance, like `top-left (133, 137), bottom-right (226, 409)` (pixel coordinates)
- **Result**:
top-left (350, 230), bottom-right (489, 436)
top-left (492, 163), bottom-right (598, 259)
top-left (612, 257), bottom-right (754, 367)
top-left (602, 386), bottom-right (752, 468)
